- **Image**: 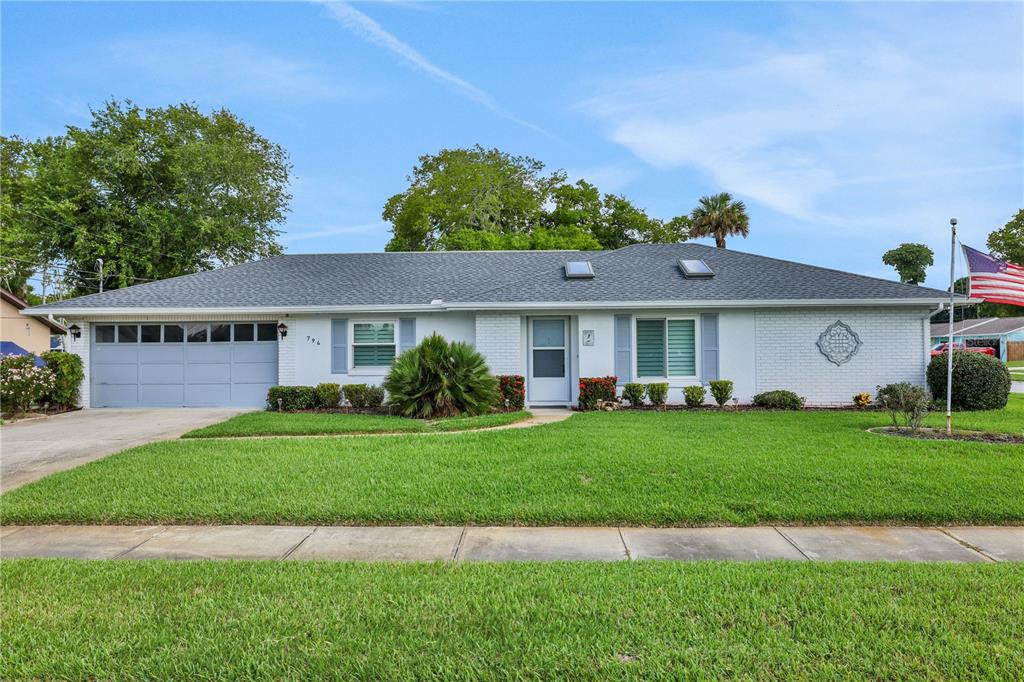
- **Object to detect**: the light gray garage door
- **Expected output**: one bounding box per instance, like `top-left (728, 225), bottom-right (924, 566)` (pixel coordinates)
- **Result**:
top-left (91, 322), bottom-right (278, 407)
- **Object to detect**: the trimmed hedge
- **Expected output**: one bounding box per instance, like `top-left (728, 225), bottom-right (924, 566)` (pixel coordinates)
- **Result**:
top-left (344, 384), bottom-right (385, 409)
top-left (683, 384), bottom-right (706, 407)
top-left (498, 375), bottom-right (526, 411)
top-left (752, 390), bottom-right (804, 410)
top-left (267, 386), bottom-right (317, 412)
top-left (646, 383), bottom-right (669, 407)
top-left (314, 383), bottom-right (342, 409)
top-left (578, 376), bottom-right (617, 411)
top-left (40, 350), bottom-right (83, 409)
top-left (709, 380), bottom-right (733, 406)
top-left (622, 383), bottom-right (646, 407)
top-left (927, 351), bottom-right (1011, 411)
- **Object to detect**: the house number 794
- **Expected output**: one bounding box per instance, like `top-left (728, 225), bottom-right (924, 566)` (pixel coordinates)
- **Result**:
top-left (306, 335), bottom-right (321, 345)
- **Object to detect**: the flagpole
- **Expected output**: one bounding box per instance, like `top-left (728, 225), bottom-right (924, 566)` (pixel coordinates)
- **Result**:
top-left (946, 217), bottom-right (957, 434)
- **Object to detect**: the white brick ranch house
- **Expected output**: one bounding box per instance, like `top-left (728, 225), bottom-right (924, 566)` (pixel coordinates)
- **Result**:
top-left (23, 244), bottom-right (955, 408)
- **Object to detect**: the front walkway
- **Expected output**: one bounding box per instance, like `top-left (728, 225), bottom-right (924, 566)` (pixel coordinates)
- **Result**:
top-left (2, 524), bottom-right (1020, 562)
top-left (0, 408), bottom-right (244, 492)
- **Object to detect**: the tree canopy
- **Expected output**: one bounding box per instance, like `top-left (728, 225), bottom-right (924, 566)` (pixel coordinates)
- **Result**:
top-left (882, 243), bottom-right (934, 285)
top-left (689, 193), bottom-right (749, 249)
top-left (1, 100), bottom-right (290, 297)
top-left (987, 208), bottom-right (1024, 266)
top-left (383, 146), bottom-right (689, 252)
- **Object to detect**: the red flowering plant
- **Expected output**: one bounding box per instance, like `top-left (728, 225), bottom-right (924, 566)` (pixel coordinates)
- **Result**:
top-left (578, 376), bottom-right (618, 411)
top-left (497, 375), bottom-right (526, 411)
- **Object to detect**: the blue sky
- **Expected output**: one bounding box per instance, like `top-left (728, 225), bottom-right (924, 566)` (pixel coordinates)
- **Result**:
top-left (3, 1), bottom-right (1021, 288)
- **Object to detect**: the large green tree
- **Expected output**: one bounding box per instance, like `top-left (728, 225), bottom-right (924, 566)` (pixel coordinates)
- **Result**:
top-left (2, 100), bottom-right (290, 296)
top-left (0, 136), bottom-right (38, 298)
top-left (383, 147), bottom-right (688, 252)
top-left (882, 243), bottom-right (934, 285)
top-left (689, 193), bottom-right (749, 249)
top-left (987, 209), bottom-right (1024, 266)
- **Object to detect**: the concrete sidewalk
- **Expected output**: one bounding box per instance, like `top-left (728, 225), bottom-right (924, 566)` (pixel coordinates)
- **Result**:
top-left (2, 524), bottom-right (1021, 563)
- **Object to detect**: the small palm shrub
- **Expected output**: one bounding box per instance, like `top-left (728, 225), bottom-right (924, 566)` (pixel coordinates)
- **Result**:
top-left (497, 375), bottom-right (526, 411)
top-left (876, 383), bottom-right (929, 432)
top-left (646, 383), bottom-right (669, 407)
top-left (622, 383), bottom-right (646, 407)
top-left (852, 392), bottom-right (872, 408)
top-left (578, 376), bottom-right (617, 411)
top-left (40, 350), bottom-right (84, 409)
top-left (343, 384), bottom-right (385, 408)
top-left (926, 351), bottom-right (1010, 411)
top-left (267, 386), bottom-right (317, 411)
top-left (683, 384), bottom-right (706, 407)
top-left (709, 380), bottom-right (733, 406)
top-left (752, 390), bottom-right (804, 410)
top-left (384, 333), bottom-right (498, 418)
top-left (314, 383), bottom-right (342, 409)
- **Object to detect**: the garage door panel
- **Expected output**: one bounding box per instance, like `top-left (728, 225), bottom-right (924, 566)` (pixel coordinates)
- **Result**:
top-left (232, 383), bottom-right (273, 407)
top-left (186, 345), bottom-right (232, 363)
top-left (186, 384), bottom-right (232, 407)
top-left (95, 363), bottom-right (139, 384)
top-left (186, 363), bottom-right (232, 383)
top-left (232, 344), bottom-right (277, 363)
top-left (94, 345), bottom-right (138, 364)
top-left (139, 384), bottom-right (185, 406)
top-left (94, 384), bottom-right (139, 407)
top-left (140, 346), bottom-right (184, 364)
top-left (232, 361), bottom-right (277, 384)
top-left (140, 363), bottom-right (184, 384)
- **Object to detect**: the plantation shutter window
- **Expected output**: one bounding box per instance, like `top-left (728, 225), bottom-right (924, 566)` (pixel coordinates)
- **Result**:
top-left (667, 319), bottom-right (696, 377)
top-left (351, 322), bottom-right (396, 368)
top-left (636, 319), bottom-right (666, 378)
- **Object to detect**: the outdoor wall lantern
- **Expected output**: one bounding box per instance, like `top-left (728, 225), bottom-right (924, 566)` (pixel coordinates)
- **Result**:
top-left (277, 322), bottom-right (288, 339)
top-left (68, 324), bottom-right (81, 340)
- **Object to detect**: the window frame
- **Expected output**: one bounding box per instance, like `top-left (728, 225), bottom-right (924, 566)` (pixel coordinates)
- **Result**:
top-left (634, 316), bottom-right (700, 380)
top-left (350, 319), bottom-right (398, 371)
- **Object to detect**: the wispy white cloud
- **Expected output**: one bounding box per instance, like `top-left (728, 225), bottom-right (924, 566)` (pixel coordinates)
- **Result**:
top-left (281, 222), bottom-right (388, 242)
top-left (579, 6), bottom-right (1022, 232)
top-left (317, 1), bottom-right (552, 137)
top-left (108, 33), bottom-right (347, 101)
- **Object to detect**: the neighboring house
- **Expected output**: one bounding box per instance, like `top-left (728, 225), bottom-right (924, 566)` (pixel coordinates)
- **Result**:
top-left (22, 244), bottom-right (959, 408)
top-left (930, 317), bottom-right (1024, 361)
top-left (2, 288), bottom-right (66, 357)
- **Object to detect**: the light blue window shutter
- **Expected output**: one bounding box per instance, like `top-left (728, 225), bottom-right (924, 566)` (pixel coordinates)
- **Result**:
top-left (636, 319), bottom-right (666, 377)
top-left (667, 319), bottom-right (696, 376)
top-left (399, 318), bottom-right (416, 353)
top-left (614, 315), bottom-right (632, 385)
top-left (700, 313), bottom-right (719, 382)
top-left (331, 319), bottom-right (348, 374)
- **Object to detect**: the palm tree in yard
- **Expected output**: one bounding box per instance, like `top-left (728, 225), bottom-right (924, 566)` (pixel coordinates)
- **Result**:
top-left (690, 193), bottom-right (750, 248)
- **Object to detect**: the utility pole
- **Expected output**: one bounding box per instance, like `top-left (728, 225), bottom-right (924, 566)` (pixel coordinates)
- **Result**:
top-left (945, 218), bottom-right (956, 434)
top-left (95, 258), bottom-right (104, 294)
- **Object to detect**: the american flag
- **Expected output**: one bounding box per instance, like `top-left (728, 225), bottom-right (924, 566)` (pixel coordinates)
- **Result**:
top-left (962, 244), bottom-right (1024, 307)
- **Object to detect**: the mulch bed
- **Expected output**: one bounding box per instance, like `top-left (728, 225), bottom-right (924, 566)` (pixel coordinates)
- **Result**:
top-left (868, 426), bottom-right (1024, 444)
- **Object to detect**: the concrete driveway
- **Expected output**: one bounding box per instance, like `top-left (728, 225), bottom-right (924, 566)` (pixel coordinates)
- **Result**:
top-left (1, 409), bottom-right (243, 492)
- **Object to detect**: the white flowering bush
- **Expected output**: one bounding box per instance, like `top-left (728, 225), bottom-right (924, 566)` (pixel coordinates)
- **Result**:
top-left (0, 354), bottom-right (56, 414)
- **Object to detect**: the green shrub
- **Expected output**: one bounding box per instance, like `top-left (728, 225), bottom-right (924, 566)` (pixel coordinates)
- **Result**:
top-left (497, 375), bottom-right (526, 411)
top-left (578, 376), bottom-right (617, 411)
top-left (266, 386), bottom-right (317, 411)
top-left (752, 390), bottom-right (804, 410)
top-left (709, 380), bottom-right (733, 406)
top-left (0, 354), bottom-right (55, 413)
top-left (314, 383), bottom-right (341, 409)
top-left (343, 384), bottom-right (385, 409)
top-left (683, 384), bottom-right (706, 407)
top-left (876, 383), bottom-right (929, 432)
top-left (646, 383), bottom-right (669, 407)
top-left (622, 383), bottom-right (646, 407)
top-left (926, 351), bottom-right (1011, 411)
top-left (40, 350), bottom-right (83, 408)
top-left (384, 333), bottom-right (498, 418)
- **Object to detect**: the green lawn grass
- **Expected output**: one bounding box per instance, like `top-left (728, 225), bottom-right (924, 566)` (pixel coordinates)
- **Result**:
top-left (2, 560), bottom-right (1021, 680)
top-left (182, 410), bottom-right (531, 438)
top-left (920, 393), bottom-right (1024, 434)
top-left (3, 397), bottom-right (1021, 526)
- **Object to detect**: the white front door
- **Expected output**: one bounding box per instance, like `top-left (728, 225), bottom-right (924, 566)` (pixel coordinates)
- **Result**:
top-left (528, 317), bottom-right (570, 405)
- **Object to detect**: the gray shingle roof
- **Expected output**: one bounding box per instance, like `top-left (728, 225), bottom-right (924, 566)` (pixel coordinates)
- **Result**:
top-left (930, 316), bottom-right (1024, 338)
top-left (26, 243), bottom-right (952, 313)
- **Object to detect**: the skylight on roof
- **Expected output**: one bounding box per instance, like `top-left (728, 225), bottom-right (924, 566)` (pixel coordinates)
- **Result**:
top-left (679, 259), bottom-right (714, 278)
top-left (565, 261), bottom-right (595, 279)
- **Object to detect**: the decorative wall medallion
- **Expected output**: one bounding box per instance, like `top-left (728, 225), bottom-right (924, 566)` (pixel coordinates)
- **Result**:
top-left (816, 321), bottom-right (862, 366)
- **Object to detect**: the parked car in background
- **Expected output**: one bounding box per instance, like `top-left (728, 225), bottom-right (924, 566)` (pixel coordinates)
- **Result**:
top-left (930, 342), bottom-right (996, 357)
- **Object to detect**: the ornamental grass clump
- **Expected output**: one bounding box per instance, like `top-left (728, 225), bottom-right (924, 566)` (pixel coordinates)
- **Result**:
top-left (384, 333), bottom-right (498, 418)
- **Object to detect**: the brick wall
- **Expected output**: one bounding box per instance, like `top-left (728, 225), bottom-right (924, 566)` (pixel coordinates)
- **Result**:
top-left (65, 321), bottom-right (90, 407)
top-left (754, 307), bottom-right (931, 405)
top-left (475, 313), bottom-right (523, 375)
top-left (277, 320), bottom-right (297, 386)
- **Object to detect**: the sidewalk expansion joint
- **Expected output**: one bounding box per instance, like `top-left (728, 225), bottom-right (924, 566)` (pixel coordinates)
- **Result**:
top-left (935, 527), bottom-right (997, 562)
top-left (451, 526), bottom-right (468, 562)
top-left (112, 526), bottom-right (168, 560)
top-left (617, 528), bottom-right (633, 560)
top-left (280, 527), bottom-right (318, 560)
top-left (772, 527), bottom-right (812, 561)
